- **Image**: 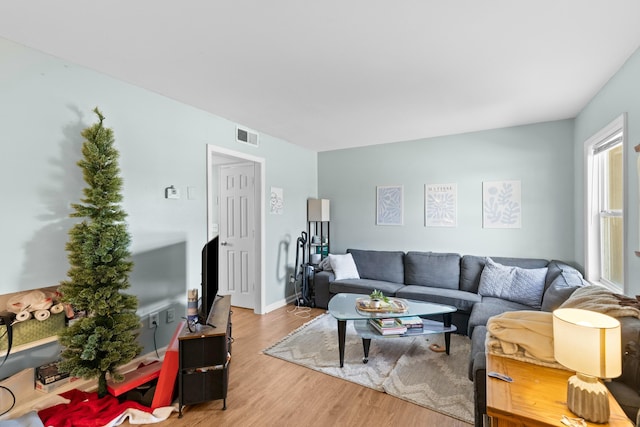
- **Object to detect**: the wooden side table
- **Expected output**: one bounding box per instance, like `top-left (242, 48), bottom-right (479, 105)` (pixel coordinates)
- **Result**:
top-left (486, 354), bottom-right (633, 427)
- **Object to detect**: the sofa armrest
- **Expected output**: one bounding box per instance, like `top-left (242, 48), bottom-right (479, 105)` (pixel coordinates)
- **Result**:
top-left (313, 270), bottom-right (335, 309)
top-left (469, 326), bottom-right (488, 427)
top-left (472, 352), bottom-right (487, 427)
top-left (469, 326), bottom-right (487, 379)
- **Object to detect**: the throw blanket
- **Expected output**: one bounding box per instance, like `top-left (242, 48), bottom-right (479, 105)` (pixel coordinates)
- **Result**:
top-left (486, 311), bottom-right (556, 363)
top-left (485, 285), bottom-right (640, 369)
top-left (558, 285), bottom-right (640, 319)
top-left (38, 389), bottom-right (174, 427)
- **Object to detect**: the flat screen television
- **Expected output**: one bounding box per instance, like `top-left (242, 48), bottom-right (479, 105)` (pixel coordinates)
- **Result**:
top-left (200, 236), bottom-right (219, 322)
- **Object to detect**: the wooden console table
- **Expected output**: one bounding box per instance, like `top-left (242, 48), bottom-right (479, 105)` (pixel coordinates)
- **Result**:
top-left (178, 295), bottom-right (232, 417)
top-left (486, 354), bottom-right (632, 427)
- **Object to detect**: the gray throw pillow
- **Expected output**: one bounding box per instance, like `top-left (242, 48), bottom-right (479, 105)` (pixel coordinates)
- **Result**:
top-left (540, 271), bottom-right (585, 312)
top-left (478, 257), bottom-right (548, 308)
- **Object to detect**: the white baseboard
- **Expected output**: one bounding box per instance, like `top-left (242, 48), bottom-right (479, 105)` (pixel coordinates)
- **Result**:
top-left (263, 295), bottom-right (299, 313)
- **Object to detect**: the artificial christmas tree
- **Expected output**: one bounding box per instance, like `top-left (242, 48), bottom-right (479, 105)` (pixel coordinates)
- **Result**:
top-left (58, 107), bottom-right (141, 397)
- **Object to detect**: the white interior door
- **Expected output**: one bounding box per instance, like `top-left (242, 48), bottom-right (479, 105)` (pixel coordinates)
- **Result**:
top-left (219, 163), bottom-right (256, 309)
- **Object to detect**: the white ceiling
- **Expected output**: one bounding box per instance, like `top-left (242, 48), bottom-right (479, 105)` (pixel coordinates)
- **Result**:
top-left (2, 1), bottom-right (640, 152)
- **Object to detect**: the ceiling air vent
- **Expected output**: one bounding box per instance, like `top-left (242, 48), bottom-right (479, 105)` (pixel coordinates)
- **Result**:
top-left (236, 126), bottom-right (259, 147)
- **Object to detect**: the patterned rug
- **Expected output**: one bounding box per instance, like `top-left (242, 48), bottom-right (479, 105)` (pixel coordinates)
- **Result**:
top-left (263, 313), bottom-right (474, 424)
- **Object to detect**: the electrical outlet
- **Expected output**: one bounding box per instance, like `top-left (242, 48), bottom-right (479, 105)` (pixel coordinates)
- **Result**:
top-left (166, 308), bottom-right (175, 323)
top-left (149, 312), bottom-right (159, 329)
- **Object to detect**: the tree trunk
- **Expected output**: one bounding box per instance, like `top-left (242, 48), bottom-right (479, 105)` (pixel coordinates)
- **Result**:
top-left (97, 371), bottom-right (108, 398)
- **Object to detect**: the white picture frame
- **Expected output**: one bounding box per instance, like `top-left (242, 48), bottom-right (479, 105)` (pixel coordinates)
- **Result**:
top-left (270, 187), bottom-right (283, 215)
top-left (482, 180), bottom-right (521, 228)
top-left (376, 185), bottom-right (403, 226)
top-left (425, 183), bottom-right (457, 227)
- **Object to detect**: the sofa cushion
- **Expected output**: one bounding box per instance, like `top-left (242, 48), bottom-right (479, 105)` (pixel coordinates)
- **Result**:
top-left (620, 340), bottom-right (640, 394)
top-left (395, 285), bottom-right (481, 313)
top-left (478, 258), bottom-right (547, 308)
top-left (404, 251), bottom-right (461, 289)
top-left (329, 279), bottom-right (404, 297)
top-left (540, 271), bottom-right (586, 312)
top-left (328, 253), bottom-right (360, 281)
top-left (347, 249), bottom-right (405, 283)
top-left (460, 255), bottom-right (549, 293)
top-left (544, 260), bottom-right (582, 291)
top-left (602, 316), bottom-right (640, 421)
top-left (606, 381), bottom-right (640, 421)
top-left (467, 300), bottom-right (530, 336)
top-left (618, 318), bottom-right (640, 388)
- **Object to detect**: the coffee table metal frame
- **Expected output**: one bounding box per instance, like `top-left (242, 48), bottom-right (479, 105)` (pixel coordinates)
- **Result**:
top-left (327, 293), bottom-right (457, 367)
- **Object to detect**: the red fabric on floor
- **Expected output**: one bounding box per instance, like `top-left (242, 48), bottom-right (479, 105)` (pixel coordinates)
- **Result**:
top-left (38, 389), bottom-right (154, 427)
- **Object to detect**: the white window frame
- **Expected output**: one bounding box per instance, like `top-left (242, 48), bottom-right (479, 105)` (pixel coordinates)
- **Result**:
top-left (583, 114), bottom-right (626, 293)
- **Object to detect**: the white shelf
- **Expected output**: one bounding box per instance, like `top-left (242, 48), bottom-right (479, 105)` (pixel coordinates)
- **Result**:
top-left (0, 366), bottom-right (95, 421)
top-left (0, 336), bottom-right (59, 358)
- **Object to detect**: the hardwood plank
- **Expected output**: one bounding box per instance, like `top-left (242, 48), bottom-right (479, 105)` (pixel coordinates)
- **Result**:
top-left (122, 304), bottom-right (470, 426)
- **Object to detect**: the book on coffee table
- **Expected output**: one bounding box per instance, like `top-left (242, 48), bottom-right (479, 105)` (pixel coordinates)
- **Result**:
top-left (368, 318), bottom-right (407, 335)
top-left (397, 316), bottom-right (424, 329)
top-left (370, 318), bottom-right (397, 327)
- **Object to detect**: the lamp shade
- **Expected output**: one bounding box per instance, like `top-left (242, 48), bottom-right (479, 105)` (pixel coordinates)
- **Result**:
top-left (553, 308), bottom-right (621, 379)
top-left (307, 199), bottom-right (330, 221)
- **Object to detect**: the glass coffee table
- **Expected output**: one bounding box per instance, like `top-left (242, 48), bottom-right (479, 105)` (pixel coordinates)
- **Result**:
top-left (327, 293), bottom-right (457, 367)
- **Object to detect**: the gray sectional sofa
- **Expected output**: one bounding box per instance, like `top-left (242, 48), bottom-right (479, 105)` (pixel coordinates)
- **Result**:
top-left (314, 248), bottom-right (580, 335)
top-left (314, 248), bottom-right (640, 426)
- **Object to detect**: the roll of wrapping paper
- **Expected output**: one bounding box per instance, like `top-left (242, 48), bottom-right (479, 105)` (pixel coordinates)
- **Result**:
top-left (15, 310), bottom-right (31, 322)
top-left (34, 309), bottom-right (50, 321)
top-left (49, 303), bottom-right (64, 314)
top-left (187, 289), bottom-right (198, 322)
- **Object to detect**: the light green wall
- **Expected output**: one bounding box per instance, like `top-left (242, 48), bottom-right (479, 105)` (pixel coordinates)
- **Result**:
top-left (0, 38), bottom-right (316, 374)
top-left (318, 119), bottom-right (576, 262)
top-left (574, 46), bottom-right (640, 296)
top-left (3, 33), bottom-right (638, 378)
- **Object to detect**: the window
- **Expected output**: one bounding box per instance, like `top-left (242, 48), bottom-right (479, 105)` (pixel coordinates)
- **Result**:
top-left (584, 115), bottom-right (625, 291)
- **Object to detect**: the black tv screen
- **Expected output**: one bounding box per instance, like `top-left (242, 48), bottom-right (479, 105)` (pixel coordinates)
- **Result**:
top-left (200, 236), bottom-right (219, 321)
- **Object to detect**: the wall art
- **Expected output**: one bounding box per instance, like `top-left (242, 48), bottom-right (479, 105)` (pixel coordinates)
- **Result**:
top-left (483, 180), bottom-right (521, 228)
top-left (376, 185), bottom-right (403, 226)
top-left (425, 183), bottom-right (457, 227)
top-left (270, 187), bottom-right (283, 215)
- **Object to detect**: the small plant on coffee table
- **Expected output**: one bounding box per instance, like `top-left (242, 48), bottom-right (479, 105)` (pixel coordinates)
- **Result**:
top-left (370, 289), bottom-right (389, 304)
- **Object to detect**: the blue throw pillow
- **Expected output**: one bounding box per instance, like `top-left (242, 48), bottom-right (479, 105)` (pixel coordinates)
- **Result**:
top-left (478, 257), bottom-right (548, 308)
top-left (540, 270), bottom-right (586, 312)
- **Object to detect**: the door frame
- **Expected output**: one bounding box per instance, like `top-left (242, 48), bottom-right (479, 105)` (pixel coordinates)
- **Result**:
top-left (206, 144), bottom-right (265, 314)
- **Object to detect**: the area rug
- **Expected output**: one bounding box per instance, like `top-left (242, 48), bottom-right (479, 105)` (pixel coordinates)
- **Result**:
top-left (263, 313), bottom-right (473, 424)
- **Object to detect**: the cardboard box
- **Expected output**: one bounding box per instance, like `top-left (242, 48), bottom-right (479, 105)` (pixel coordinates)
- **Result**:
top-left (36, 360), bottom-right (70, 384)
top-left (35, 376), bottom-right (78, 393)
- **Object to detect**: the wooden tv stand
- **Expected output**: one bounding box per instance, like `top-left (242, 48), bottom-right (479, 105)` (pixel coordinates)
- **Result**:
top-left (178, 295), bottom-right (232, 417)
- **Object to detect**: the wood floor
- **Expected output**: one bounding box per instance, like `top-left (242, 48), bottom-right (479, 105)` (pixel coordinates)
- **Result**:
top-left (124, 304), bottom-right (471, 427)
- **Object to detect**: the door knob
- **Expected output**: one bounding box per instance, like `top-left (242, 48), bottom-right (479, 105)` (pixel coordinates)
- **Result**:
top-left (220, 241), bottom-right (228, 246)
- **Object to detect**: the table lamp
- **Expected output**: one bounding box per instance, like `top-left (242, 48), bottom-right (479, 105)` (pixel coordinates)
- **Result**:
top-left (553, 308), bottom-right (621, 423)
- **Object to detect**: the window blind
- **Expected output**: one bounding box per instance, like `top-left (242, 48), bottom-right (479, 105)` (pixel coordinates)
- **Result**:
top-left (593, 133), bottom-right (622, 155)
